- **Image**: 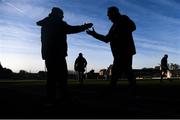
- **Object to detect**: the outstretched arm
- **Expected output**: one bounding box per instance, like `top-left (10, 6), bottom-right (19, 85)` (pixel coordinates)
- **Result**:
top-left (86, 28), bottom-right (108, 43)
top-left (65, 23), bottom-right (93, 34)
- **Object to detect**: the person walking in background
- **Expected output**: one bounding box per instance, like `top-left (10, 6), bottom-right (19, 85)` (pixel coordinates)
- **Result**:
top-left (86, 6), bottom-right (136, 93)
top-left (37, 7), bottom-right (93, 104)
top-left (160, 54), bottom-right (171, 82)
top-left (74, 53), bottom-right (87, 85)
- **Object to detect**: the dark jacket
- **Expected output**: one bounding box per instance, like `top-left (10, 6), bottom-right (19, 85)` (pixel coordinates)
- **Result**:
top-left (74, 56), bottom-right (87, 72)
top-left (161, 57), bottom-right (168, 71)
top-left (92, 15), bottom-right (136, 58)
top-left (106, 15), bottom-right (136, 58)
top-left (37, 15), bottom-right (89, 60)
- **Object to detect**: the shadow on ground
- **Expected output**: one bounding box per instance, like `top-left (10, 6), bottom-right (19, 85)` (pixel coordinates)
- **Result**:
top-left (0, 81), bottom-right (180, 119)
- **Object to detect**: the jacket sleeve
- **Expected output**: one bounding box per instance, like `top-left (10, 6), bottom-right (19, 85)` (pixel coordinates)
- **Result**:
top-left (65, 22), bottom-right (90, 34)
top-left (91, 32), bottom-right (109, 43)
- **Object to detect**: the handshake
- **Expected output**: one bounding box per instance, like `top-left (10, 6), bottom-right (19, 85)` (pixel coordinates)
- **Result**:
top-left (82, 23), bottom-right (96, 36)
top-left (83, 23), bottom-right (93, 29)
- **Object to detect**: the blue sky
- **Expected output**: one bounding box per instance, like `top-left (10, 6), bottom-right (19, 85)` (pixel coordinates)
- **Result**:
top-left (0, 0), bottom-right (180, 73)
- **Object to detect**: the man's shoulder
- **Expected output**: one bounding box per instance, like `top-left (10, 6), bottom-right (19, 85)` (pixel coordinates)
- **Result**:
top-left (122, 15), bottom-right (129, 18)
top-left (83, 57), bottom-right (87, 61)
top-left (61, 20), bottom-right (68, 25)
top-left (76, 57), bottom-right (81, 61)
top-left (161, 57), bottom-right (167, 63)
top-left (121, 15), bottom-right (131, 21)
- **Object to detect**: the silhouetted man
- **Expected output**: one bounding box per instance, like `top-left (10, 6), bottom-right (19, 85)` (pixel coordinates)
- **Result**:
top-left (74, 53), bottom-right (87, 85)
top-left (37, 7), bottom-right (93, 103)
top-left (160, 54), bottom-right (169, 82)
top-left (86, 6), bottom-right (136, 92)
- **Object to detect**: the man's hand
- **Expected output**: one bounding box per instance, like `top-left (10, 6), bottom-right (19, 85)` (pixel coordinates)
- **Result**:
top-left (86, 27), bottom-right (96, 36)
top-left (83, 23), bottom-right (93, 29)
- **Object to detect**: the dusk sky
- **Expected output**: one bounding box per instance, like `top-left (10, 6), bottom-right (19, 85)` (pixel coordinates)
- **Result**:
top-left (0, 0), bottom-right (180, 73)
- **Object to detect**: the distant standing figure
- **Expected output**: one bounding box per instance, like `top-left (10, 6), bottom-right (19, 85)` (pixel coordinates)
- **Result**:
top-left (74, 53), bottom-right (87, 85)
top-left (37, 7), bottom-right (93, 103)
top-left (160, 54), bottom-right (169, 82)
top-left (86, 6), bottom-right (136, 92)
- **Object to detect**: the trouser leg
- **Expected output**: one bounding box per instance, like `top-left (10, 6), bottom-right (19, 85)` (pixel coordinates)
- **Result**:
top-left (126, 56), bottom-right (136, 94)
top-left (45, 60), bottom-right (56, 102)
top-left (127, 68), bottom-right (136, 89)
top-left (45, 58), bottom-right (68, 101)
top-left (111, 64), bottom-right (119, 89)
top-left (56, 58), bottom-right (68, 99)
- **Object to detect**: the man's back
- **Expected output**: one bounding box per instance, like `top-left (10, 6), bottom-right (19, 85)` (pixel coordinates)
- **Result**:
top-left (37, 15), bottom-right (68, 59)
top-left (75, 56), bottom-right (87, 72)
top-left (107, 15), bottom-right (136, 58)
top-left (161, 56), bottom-right (168, 70)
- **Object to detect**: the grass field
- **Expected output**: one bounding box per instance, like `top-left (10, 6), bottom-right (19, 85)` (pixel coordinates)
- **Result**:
top-left (0, 78), bottom-right (179, 86)
top-left (0, 78), bottom-right (180, 118)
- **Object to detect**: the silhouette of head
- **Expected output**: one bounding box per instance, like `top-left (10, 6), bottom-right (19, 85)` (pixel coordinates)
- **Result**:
top-left (107, 6), bottom-right (121, 23)
top-left (164, 54), bottom-right (168, 58)
top-left (79, 53), bottom-right (83, 57)
top-left (50, 7), bottom-right (64, 19)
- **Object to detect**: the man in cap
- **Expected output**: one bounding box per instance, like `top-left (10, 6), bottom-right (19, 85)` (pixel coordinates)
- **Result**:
top-left (37, 7), bottom-right (93, 103)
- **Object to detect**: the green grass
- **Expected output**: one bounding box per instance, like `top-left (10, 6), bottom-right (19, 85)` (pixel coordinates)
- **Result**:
top-left (0, 80), bottom-right (46, 86)
top-left (0, 78), bottom-right (179, 86)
